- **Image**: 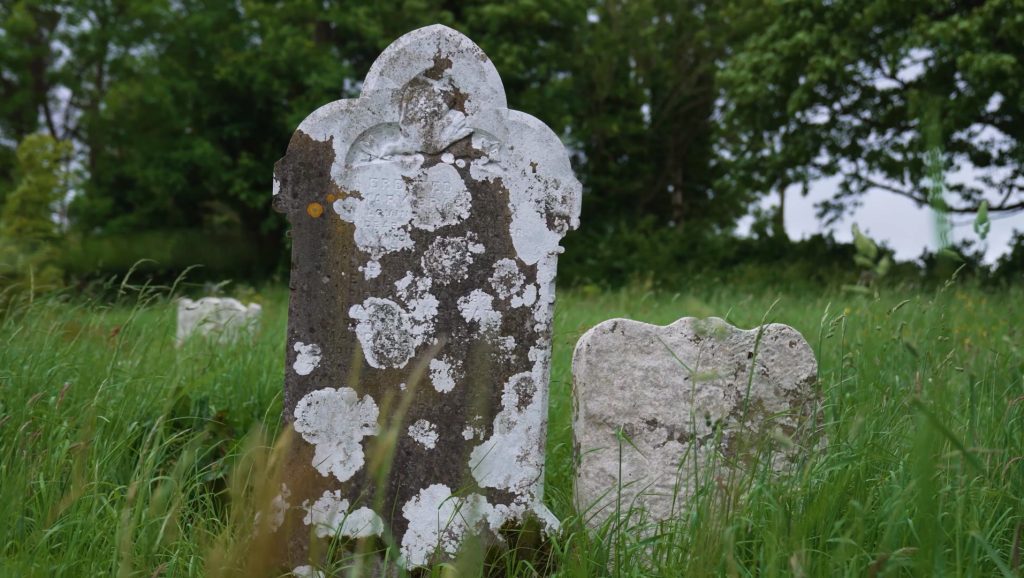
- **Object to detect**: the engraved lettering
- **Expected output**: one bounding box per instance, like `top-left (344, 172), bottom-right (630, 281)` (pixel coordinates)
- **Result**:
top-left (365, 178), bottom-right (459, 194)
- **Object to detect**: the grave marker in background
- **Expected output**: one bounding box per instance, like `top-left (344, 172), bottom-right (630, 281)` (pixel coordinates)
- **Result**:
top-left (175, 297), bottom-right (261, 346)
top-left (271, 24), bottom-right (581, 571)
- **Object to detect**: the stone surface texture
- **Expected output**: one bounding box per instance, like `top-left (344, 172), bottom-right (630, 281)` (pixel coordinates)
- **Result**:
top-left (272, 25), bottom-right (581, 570)
top-left (175, 297), bottom-right (261, 346)
top-left (573, 317), bottom-right (823, 526)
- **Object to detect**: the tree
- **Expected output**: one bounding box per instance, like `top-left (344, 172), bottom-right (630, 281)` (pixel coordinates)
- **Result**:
top-left (719, 0), bottom-right (1024, 225)
top-left (0, 133), bottom-right (72, 290)
top-left (570, 0), bottom-right (742, 234)
top-left (1, 0), bottom-right (755, 282)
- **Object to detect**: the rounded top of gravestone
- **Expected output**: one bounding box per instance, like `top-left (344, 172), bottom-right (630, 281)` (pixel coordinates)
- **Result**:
top-left (362, 24), bottom-right (507, 113)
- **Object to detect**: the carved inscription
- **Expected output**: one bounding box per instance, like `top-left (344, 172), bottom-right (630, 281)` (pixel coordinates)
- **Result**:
top-left (368, 177), bottom-right (454, 195)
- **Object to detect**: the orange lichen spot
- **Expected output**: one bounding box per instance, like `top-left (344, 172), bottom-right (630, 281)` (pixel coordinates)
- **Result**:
top-left (307, 202), bottom-right (324, 218)
top-left (326, 194), bottom-right (337, 203)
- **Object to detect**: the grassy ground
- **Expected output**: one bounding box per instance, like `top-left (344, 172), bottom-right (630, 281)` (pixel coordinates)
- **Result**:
top-left (0, 277), bottom-right (1021, 577)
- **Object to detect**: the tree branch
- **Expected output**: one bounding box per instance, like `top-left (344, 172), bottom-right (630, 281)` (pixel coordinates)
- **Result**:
top-left (857, 175), bottom-right (1024, 214)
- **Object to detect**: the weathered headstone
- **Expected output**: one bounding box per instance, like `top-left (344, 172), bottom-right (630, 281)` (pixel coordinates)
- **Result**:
top-left (573, 317), bottom-right (823, 526)
top-left (271, 25), bottom-right (581, 571)
top-left (176, 297), bottom-right (261, 346)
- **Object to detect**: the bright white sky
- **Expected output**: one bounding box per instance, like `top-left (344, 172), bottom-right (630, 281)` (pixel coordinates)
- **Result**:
top-left (729, 47), bottom-right (1024, 264)
top-left (748, 178), bottom-right (1024, 264)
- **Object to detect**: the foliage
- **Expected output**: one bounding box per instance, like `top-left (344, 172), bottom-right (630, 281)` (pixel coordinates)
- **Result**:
top-left (560, 218), bottom-right (1024, 291)
top-left (991, 230), bottom-right (1024, 285)
top-left (561, 218), bottom-right (862, 290)
top-left (568, 0), bottom-right (740, 234)
top-left (1, 282), bottom-right (1021, 575)
top-left (58, 230), bottom-right (271, 284)
top-left (849, 223), bottom-right (892, 285)
top-left (0, 133), bottom-right (72, 295)
top-left (719, 0), bottom-right (1024, 222)
top-left (2, 1), bottom-right (1020, 288)
top-left (0, 0), bottom-right (745, 280)
top-left (974, 199), bottom-right (991, 241)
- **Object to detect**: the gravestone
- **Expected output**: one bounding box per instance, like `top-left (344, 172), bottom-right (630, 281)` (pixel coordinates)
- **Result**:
top-left (573, 317), bottom-right (823, 526)
top-left (271, 25), bottom-right (581, 571)
top-left (175, 297), bottom-right (261, 346)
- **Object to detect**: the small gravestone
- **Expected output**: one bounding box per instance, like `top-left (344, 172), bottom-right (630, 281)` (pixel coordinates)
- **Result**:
top-left (573, 317), bottom-right (823, 526)
top-left (175, 297), bottom-right (261, 346)
top-left (271, 25), bottom-right (581, 571)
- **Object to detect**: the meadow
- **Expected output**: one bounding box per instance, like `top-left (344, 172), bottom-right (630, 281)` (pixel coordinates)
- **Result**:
top-left (0, 276), bottom-right (1021, 577)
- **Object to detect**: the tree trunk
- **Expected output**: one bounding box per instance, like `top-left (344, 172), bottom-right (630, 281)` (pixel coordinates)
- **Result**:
top-left (773, 183), bottom-right (788, 239)
top-left (670, 164), bottom-right (686, 230)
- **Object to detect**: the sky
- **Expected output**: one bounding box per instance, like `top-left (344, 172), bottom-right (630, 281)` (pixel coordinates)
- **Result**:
top-left (732, 47), bottom-right (1024, 265)
top-left (763, 178), bottom-right (1024, 264)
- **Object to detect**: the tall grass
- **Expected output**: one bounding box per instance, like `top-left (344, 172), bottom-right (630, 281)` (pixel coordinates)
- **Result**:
top-left (1, 277), bottom-right (1021, 576)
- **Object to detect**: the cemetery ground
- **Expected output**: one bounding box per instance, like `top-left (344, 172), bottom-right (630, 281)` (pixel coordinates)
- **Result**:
top-left (1, 279), bottom-right (1021, 577)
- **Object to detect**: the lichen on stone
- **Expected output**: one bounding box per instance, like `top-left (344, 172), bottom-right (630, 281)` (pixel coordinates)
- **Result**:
top-left (303, 489), bottom-right (384, 538)
top-left (293, 387), bottom-right (379, 482)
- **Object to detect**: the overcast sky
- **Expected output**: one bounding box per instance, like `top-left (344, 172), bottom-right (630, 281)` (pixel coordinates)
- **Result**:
top-left (757, 178), bottom-right (1024, 264)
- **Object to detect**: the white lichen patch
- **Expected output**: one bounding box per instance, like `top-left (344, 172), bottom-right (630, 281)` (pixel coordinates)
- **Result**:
top-left (361, 259), bottom-right (382, 279)
top-left (292, 342), bottom-right (322, 376)
top-left (350, 297), bottom-right (416, 369)
top-left (499, 114), bottom-right (582, 266)
top-left (410, 163), bottom-right (471, 231)
top-left (530, 254), bottom-right (560, 332)
top-left (293, 387), bottom-right (379, 482)
top-left (489, 258), bottom-right (525, 300)
top-left (511, 284), bottom-right (538, 308)
top-left (428, 356), bottom-right (461, 394)
top-left (487, 259), bottom-right (536, 308)
top-left (462, 425), bottom-right (485, 440)
top-left (333, 196), bottom-right (358, 221)
top-left (420, 235), bottom-right (485, 285)
top-left (370, 270), bottom-right (438, 360)
top-left (292, 565), bottom-right (325, 578)
top-left (408, 419), bottom-right (439, 449)
top-left (254, 483), bottom-right (291, 534)
top-left (496, 335), bottom-right (517, 359)
top-left (303, 489), bottom-right (384, 538)
top-left (399, 485), bottom-right (510, 569)
top-left (457, 289), bottom-right (502, 334)
top-left (338, 163), bottom-right (417, 259)
top-left (400, 484), bottom-right (460, 568)
top-left (468, 133), bottom-right (504, 182)
top-left (394, 273), bottom-right (437, 321)
top-left (468, 371), bottom-right (544, 495)
top-left (405, 286), bottom-right (439, 341)
top-left (269, 484), bottom-right (291, 531)
top-left (394, 271), bottom-right (416, 296)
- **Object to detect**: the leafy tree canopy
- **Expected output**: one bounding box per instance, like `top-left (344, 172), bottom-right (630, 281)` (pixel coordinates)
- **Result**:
top-left (7, 0), bottom-right (1019, 283)
top-left (719, 0), bottom-right (1024, 223)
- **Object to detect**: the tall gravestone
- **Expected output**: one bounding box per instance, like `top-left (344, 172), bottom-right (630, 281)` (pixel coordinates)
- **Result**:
top-left (271, 25), bottom-right (581, 571)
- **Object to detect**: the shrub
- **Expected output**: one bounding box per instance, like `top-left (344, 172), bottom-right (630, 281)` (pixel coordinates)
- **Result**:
top-left (0, 134), bottom-right (73, 302)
